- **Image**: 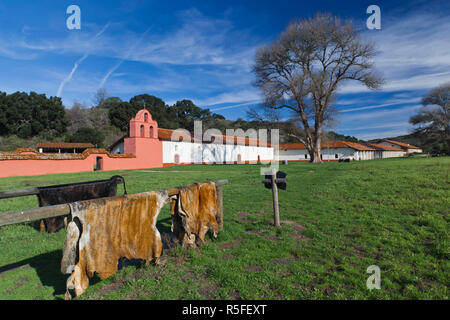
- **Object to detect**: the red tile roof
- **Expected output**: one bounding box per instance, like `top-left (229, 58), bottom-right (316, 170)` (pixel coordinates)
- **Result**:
top-left (383, 140), bottom-right (421, 149)
top-left (157, 128), bottom-right (199, 143)
top-left (279, 141), bottom-right (375, 151)
top-left (37, 142), bottom-right (95, 149)
top-left (342, 142), bottom-right (375, 151)
top-left (365, 143), bottom-right (403, 151)
top-left (279, 143), bottom-right (307, 150)
top-left (158, 128), bottom-right (271, 146)
top-left (110, 128), bottom-right (273, 148)
top-left (1, 148), bottom-right (134, 160)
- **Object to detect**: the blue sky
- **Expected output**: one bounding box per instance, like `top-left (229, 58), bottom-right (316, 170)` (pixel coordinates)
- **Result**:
top-left (1, 0), bottom-right (450, 140)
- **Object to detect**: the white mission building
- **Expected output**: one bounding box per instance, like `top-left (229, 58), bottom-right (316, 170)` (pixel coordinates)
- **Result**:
top-left (108, 109), bottom-right (413, 165)
top-left (110, 127), bottom-right (274, 166)
top-left (279, 141), bottom-right (405, 161)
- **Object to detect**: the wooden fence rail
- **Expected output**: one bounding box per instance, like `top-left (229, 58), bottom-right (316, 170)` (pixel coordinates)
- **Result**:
top-left (0, 188), bottom-right (40, 199)
top-left (0, 179), bottom-right (228, 227)
top-left (0, 175), bottom-right (127, 200)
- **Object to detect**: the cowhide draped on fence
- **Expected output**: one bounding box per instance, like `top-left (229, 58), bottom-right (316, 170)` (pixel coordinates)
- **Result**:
top-left (61, 182), bottom-right (220, 299)
top-left (37, 176), bottom-right (127, 233)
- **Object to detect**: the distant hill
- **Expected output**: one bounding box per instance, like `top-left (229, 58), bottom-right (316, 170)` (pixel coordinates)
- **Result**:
top-left (369, 132), bottom-right (422, 146)
top-left (325, 131), bottom-right (364, 143)
top-left (369, 132), bottom-right (420, 145)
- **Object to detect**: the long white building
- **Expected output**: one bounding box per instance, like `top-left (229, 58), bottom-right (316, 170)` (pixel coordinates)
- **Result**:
top-left (160, 130), bottom-right (274, 165)
top-left (279, 141), bottom-right (404, 161)
top-left (109, 109), bottom-right (411, 166)
top-left (110, 125), bottom-right (274, 166)
top-left (380, 140), bottom-right (423, 155)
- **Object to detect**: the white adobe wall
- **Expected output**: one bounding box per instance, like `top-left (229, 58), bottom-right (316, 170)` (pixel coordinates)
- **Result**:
top-left (111, 142), bottom-right (124, 155)
top-left (162, 141), bottom-right (274, 164)
top-left (379, 142), bottom-right (412, 156)
top-left (321, 147), bottom-right (356, 160)
top-left (355, 150), bottom-right (375, 160)
top-left (279, 147), bottom-right (404, 161)
top-left (383, 150), bottom-right (404, 158)
top-left (279, 147), bottom-right (356, 161)
top-left (373, 151), bottom-right (383, 159)
top-left (163, 141), bottom-right (203, 164)
top-left (279, 149), bottom-right (309, 161)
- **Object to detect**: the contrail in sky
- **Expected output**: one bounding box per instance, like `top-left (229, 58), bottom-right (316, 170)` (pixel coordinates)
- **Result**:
top-left (208, 100), bottom-right (261, 111)
top-left (57, 23), bottom-right (110, 97)
top-left (98, 27), bottom-right (152, 89)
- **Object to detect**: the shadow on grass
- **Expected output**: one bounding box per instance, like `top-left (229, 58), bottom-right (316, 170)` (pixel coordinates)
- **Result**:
top-left (157, 216), bottom-right (172, 235)
top-left (0, 250), bottom-right (67, 298)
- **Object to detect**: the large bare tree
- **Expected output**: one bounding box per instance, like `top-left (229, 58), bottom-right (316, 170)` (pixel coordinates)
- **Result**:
top-left (253, 13), bottom-right (384, 162)
top-left (409, 83), bottom-right (450, 154)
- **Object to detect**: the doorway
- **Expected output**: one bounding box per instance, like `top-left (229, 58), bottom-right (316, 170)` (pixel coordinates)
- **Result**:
top-left (95, 157), bottom-right (103, 171)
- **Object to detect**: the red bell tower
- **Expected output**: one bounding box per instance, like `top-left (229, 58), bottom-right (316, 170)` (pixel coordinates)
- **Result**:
top-left (124, 109), bottom-right (162, 167)
top-left (128, 109), bottom-right (159, 139)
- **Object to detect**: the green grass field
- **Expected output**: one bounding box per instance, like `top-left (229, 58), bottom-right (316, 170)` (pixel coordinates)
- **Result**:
top-left (0, 157), bottom-right (448, 300)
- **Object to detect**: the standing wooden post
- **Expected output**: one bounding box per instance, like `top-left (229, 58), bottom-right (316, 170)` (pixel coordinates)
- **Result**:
top-left (216, 185), bottom-right (224, 230)
top-left (271, 172), bottom-right (280, 228)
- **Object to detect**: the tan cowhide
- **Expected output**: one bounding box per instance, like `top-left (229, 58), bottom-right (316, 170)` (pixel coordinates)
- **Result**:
top-left (170, 182), bottom-right (220, 248)
top-left (61, 190), bottom-right (169, 299)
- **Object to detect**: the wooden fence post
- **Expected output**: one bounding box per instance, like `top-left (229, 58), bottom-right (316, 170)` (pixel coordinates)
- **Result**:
top-left (216, 185), bottom-right (224, 230)
top-left (271, 172), bottom-right (280, 228)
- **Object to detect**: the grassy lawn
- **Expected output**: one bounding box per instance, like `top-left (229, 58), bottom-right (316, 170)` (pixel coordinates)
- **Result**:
top-left (0, 157), bottom-right (448, 300)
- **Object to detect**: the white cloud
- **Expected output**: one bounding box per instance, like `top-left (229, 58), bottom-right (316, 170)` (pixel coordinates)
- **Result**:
top-left (340, 97), bottom-right (421, 112)
top-left (340, 121), bottom-right (411, 132)
top-left (124, 8), bottom-right (256, 68)
top-left (340, 11), bottom-right (450, 94)
top-left (8, 8), bottom-right (261, 107)
top-left (193, 90), bottom-right (261, 107)
top-left (340, 104), bottom-right (422, 122)
top-left (16, 8), bottom-right (257, 70)
top-left (209, 100), bottom-right (261, 111)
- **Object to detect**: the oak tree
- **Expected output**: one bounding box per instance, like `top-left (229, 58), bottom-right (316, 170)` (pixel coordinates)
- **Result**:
top-left (253, 13), bottom-right (384, 162)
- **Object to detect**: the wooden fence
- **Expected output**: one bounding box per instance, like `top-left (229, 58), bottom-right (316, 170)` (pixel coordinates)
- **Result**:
top-left (0, 179), bottom-right (228, 228)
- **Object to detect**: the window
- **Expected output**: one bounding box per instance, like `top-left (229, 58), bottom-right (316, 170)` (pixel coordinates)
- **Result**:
top-left (140, 125), bottom-right (145, 137)
top-left (144, 113), bottom-right (148, 122)
top-left (174, 154), bottom-right (180, 165)
top-left (149, 126), bottom-right (154, 138)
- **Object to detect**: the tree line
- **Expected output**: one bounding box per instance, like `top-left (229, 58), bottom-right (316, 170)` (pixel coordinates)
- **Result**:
top-left (0, 91), bottom-right (68, 139)
top-left (0, 90), bottom-right (287, 150)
